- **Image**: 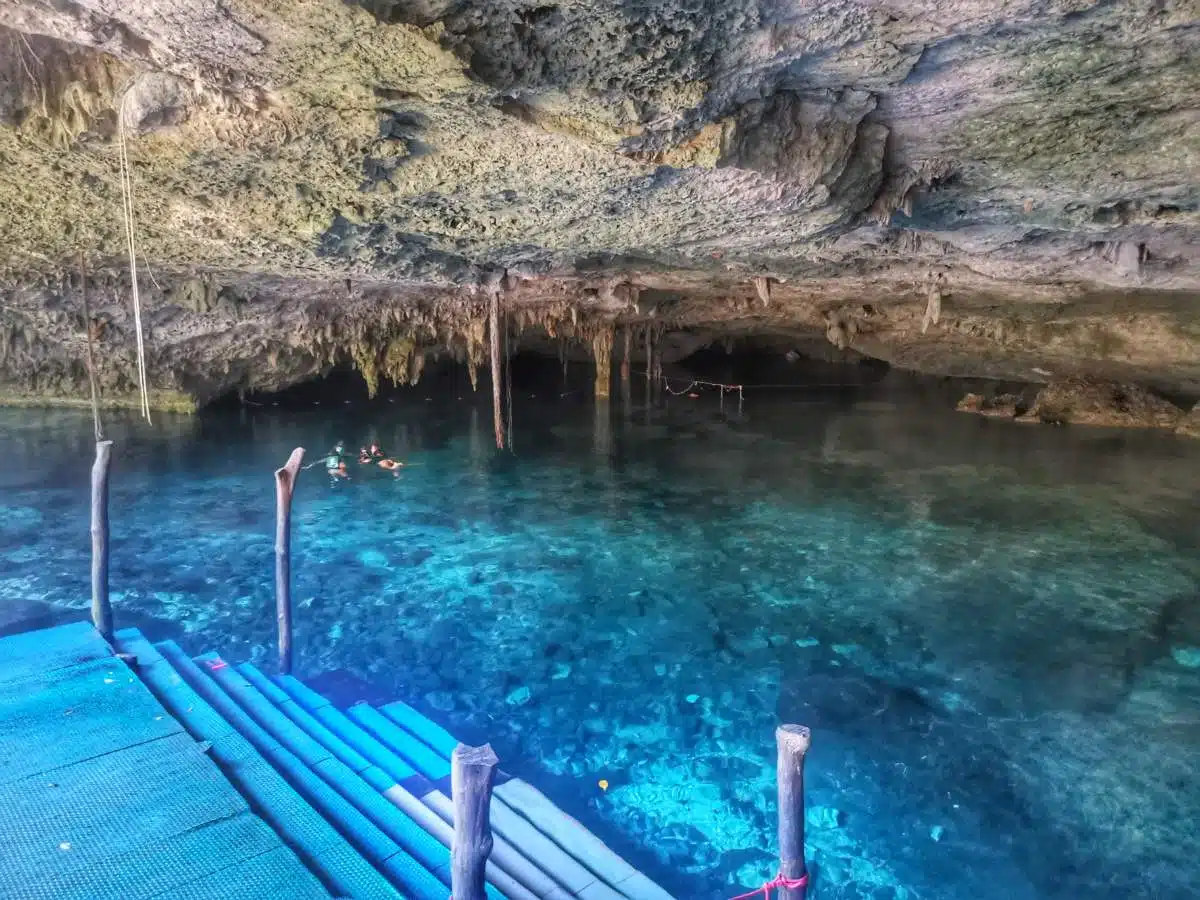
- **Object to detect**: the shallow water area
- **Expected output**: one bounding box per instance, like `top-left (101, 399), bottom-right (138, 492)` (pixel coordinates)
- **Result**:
top-left (1, 371), bottom-right (1198, 900)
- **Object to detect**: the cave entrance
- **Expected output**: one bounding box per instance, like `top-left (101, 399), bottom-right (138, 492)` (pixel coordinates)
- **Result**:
top-left (209, 328), bottom-right (892, 415)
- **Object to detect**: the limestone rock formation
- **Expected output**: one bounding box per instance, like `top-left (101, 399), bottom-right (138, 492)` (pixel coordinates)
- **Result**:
top-left (956, 392), bottom-right (1024, 419)
top-left (1019, 378), bottom-right (1188, 430)
top-left (0, 0), bottom-right (1196, 410)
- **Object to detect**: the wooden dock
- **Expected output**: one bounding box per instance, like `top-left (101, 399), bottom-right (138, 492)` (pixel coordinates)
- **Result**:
top-left (0, 621), bottom-right (329, 900)
top-left (0, 621), bottom-right (675, 900)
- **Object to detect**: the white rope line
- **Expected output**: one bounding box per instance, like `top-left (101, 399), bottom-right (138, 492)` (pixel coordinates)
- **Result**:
top-left (118, 89), bottom-right (152, 424)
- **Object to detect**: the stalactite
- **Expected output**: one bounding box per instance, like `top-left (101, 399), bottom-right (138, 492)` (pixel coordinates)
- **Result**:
top-left (382, 334), bottom-right (415, 386)
top-left (408, 351), bottom-right (425, 386)
top-left (464, 317), bottom-right (486, 391)
top-left (489, 291), bottom-right (505, 449)
top-left (753, 275), bottom-right (772, 307)
top-left (592, 326), bottom-right (613, 400)
top-left (922, 271), bottom-right (946, 334)
top-left (350, 340), bottom-right (380, 398)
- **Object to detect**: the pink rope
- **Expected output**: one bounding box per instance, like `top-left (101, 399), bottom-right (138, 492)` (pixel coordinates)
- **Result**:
top-left (728, 872), bottom-right (809, 900)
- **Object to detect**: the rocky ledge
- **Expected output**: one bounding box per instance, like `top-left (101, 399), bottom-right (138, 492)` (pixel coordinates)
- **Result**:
top-left (0, 0), bottom-right (1197, 416)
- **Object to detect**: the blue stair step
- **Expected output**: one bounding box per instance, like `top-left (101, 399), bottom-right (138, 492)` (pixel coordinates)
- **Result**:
top-left (348, 706), bottom-right (625, 900)
top-left (261, 670), bottom-right (553, 900)
top-left (167, 645), bottom-right (447, 900)
top-left (113, 630), bottom-right (402, 900)
top-left (375, 703), bottom-right (674, 900)
top-left (194, 653), bottom-right (457, 894)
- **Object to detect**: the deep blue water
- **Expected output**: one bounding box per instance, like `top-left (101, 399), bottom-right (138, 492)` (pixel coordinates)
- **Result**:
top-left (2, 374), bottom-right (1198, 900)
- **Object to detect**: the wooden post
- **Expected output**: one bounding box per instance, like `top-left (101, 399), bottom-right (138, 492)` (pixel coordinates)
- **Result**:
top-left (451, 742), bottom-right (499, 900)
top-left (592, 328), bottom-right (613, 400)
top-left (275, 448), bottom-right (305, 674)
top-left (90, 440), bottom-right (113, 641)
top-left (620, 325), bottom-right (631, 385)
top-left (489, 292), bottom-right (505, 450)
top-left (776, 724), bottom-right (811, 899)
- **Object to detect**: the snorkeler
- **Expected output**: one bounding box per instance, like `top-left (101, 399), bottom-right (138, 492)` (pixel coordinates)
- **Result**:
top-left (320, 441), bottom-right (348, 475)
top-left (358, 446), bottom-right (372, 464)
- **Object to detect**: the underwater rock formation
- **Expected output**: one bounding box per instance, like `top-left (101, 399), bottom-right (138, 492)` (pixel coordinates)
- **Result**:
top-left (0, 0), bottom-right (1197, 409)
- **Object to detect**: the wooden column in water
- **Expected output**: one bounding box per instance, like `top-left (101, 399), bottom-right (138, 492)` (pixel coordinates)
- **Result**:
top-left (274, 448), bottom-right (305, 674)
top-left (451, 742), bottom-right (499, 900)
top-left (90, 440), bottom-right (113, 641)
top-left (620, 325), bottom-right (631, 385)
top-left (489, 292), bottom-right (505, 449)
top-left (777, 724), bottom-right (811, 899)
top-left (592, 327), bottom-right (613, 400)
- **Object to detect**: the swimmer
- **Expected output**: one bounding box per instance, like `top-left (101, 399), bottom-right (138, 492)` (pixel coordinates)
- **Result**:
top-left (329, 460), bottom-right (349, 479)
top-left (369, 442), bottom-right (384, 458)
top-left (377, 458), bottom-right (403, 471)
top-left (322, 441), bottom-right (347, 474)
top-left (358, 446), bottom-right (372, 464)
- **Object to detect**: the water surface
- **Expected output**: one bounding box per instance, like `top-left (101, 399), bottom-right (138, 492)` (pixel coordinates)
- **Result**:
top-left (1, 373), bottom-right (1198, 899)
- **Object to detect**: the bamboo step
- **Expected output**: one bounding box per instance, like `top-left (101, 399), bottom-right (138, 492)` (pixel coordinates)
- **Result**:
top-left (350, 705), bottom-right (630, 900)
top-left (184, 650), bottom-right (455, 900)
top-left (113, 629), bottom-right (399, 900)
top-left (372, 704), bottom-right (673, 900)
top-left (237, 664), bottom-right (546, 900)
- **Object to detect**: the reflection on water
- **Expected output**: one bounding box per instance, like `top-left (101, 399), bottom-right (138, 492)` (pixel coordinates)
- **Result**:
top-left (1, 372), bottom-right (1198, 900)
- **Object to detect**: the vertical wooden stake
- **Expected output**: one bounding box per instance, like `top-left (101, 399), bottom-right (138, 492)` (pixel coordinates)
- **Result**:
top-left (452, 742), bottom-right (499, 900)
top-left (489, 292), bottom-right (505, 450)
top-left (777, 724), bottom-right (811, 899)
top-left (592, 328), bottom-right (613, 400)
top-left (644, 325), bottom-right (652, 383)
top-left (620, 325), bottom-right (631, 385)
top-left (275, 447), bottom-right (305, 674)
top-left (91, 440), bottom-right (114, 641)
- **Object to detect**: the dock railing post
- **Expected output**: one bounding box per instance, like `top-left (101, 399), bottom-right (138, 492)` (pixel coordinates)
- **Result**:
top-left (776, 724), bottom-right (811, 898)
top-left (274, 448), bottom-right (305, 674)
top-left (451, 742), bottom-right (499, 900)
top-left (90, 440), bottom-right (114, 641)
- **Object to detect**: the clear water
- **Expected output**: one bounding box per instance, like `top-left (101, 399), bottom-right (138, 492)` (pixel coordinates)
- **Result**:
top-left (2, 372), bottom-right (1198, 900)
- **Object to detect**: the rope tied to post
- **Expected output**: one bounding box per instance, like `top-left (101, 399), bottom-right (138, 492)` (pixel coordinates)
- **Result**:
top-left (728, 872), bottom-right (808, 900)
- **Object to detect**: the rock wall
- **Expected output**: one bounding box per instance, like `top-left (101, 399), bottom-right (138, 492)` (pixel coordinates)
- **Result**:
top-left (0, 0), bottom-right (1196, 410)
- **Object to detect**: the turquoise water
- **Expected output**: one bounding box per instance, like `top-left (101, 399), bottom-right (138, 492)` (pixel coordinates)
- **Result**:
top-left (1, 372), bottom-right (1198, 899)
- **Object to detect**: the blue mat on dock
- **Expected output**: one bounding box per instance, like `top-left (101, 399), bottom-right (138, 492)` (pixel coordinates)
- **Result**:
top-left (0, 622), bottom-right (330, 900)
top-left (1, 621), bottom-right (671, 900)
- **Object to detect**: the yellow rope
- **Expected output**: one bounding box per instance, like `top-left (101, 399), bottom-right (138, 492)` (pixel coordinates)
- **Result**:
top-left (118, 88), bottom-right (152, 424)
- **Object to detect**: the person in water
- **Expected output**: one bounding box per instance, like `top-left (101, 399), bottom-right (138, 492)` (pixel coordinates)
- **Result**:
top-left (323, 441), bottom-right (349, 477)
top-left (358, 446), bottom-right (372, 464)
top-left (369, 442), bottom-right (384, 458)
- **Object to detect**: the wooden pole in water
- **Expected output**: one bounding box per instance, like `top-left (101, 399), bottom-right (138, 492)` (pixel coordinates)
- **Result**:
top-left (451, 742), bottom-right (499, 900)
top-left (274, 447), bottom-right (305, 674)
top-left (90, 439), bottom-right (114, 641)
top-left (489, 292), bottom-right (505, 450)
top-left (776, 724), bottom-right (811, 899)
top-left (620, 324), bottom-right (631, 385)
